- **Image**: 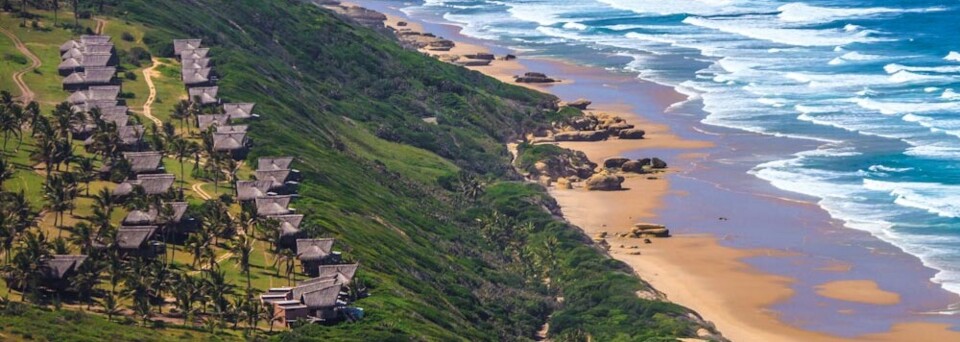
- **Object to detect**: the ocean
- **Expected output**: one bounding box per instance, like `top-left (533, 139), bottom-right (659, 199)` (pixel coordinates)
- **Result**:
top-left (390, 0), bottom-right (960, 297)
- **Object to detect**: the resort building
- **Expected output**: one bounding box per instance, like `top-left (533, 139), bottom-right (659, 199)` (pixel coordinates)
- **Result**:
top-left (255, 195), bottom-right (295, 216)
top-left (113, 174), bottom-right (176, 197)
top-left (188, 86), bottom-right (220, 105)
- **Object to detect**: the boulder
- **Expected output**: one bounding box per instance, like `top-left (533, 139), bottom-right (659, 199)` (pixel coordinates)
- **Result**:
top-left (566, 99), bottom-right (592, 110)
top-left (396, 21), bottom-right (408, 27)
top-left (603, 157), bottom-right (630, 169)
top-left (606, 122), bottom-right (634, 134)
top-left (515, 72), bottom-right (556, 83)
top-left (566, 116), bottom-right (597, 131)
top-left (621, 160), bottom-right (646, 173)
top-left (553, 130), bottom-right (609, 142)
top-left (555, 177), bottom-right (572, 189)
top-left (464, 53), bottom-right (495, 60)
top-left (631, 222), bottom-right (670, 238)
top-left (455, 58), bottom-right (492, 66)
top-left (585, 173), bottom-right (625, 191)
top-left (651, 157), bottom-right (668, 169)
top-left (618, 128), bottom-right (646, 139)
top-left (503, 54), bottom-right (517, 60)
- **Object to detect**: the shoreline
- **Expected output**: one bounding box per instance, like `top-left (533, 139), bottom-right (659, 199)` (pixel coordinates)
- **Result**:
top-left (339, 1), bottom-right (960, 340)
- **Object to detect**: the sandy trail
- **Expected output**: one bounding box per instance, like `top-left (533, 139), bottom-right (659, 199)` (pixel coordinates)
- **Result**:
top-left (140, 58), bottom-right (163, 127)
top-left (0, 26), bottom-right (40, 102)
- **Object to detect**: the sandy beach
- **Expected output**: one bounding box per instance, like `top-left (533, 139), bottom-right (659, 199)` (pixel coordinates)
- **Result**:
top-left (344, 1), bottom-right (960, 340)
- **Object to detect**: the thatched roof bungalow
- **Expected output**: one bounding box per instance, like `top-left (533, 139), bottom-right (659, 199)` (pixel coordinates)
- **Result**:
top-left (297, 238), bottom-right (341, 275)
top-left (67, 85), bottom-right (121, 104)
top-left (181, 57), bottom-right (211, 69)
top-left (258, 156), bottom-right (294, 171)
top-left (188, 86), bottom-right (219, 105)
top-left (180, 48), bottom-right (210, 60)
top-left (223, 103), bottom-right (256, 119)
top-left (255, 195), bottom-right (294, 216)
top-left (317, 264), bottom-right (359, 285)
top-left (112, 226), bottom-right (163, 258)
top-left (236, 180), bottom-right (273, 201)
top-left (113, 174), bottom-right (176, 197)
top-left (63, 67), bottom-right (117, 91)
top-left (217, 125), bottom-right (247, 133)
top-left (182, 67), bottom-right (215, 86)
top-left (123, 202), bottom-right (189, 226)
top-left (212, 131), bottom-right (248, 152)
top-left (197, 114), bottom-right (231, 131)
top-left (39, 255), bottom-right (88, 289)
top-left (173, 39), bottom-right (202, 56)
top-left (256, 169), bottom-right (294, 190)
top-left (122, 151), bottom-right (164, 174)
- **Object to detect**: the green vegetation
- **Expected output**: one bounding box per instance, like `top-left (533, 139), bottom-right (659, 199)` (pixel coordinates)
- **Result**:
top-left (0, 0), bottom-right (715, 340)
top-left (0, 301), bottom-right (233, 341)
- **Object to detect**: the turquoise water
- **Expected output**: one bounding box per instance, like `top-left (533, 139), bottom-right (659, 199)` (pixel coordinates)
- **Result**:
top-left (396, 0), bottom-right (960, 295)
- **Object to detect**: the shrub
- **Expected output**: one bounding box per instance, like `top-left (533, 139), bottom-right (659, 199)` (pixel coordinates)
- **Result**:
top-left (2, 53), bottom-right (27, 65)
top-left (121, 31), bottom-right (135, 42)
top-left (124, 71), bottom-right (137, 80)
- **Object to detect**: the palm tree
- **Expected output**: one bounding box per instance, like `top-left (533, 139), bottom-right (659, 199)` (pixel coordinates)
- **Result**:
top-left (51, 0), bottom-right (59, 25)
top-left (70, 254), bottom-right (103, 310)
top-left (0, 157), bottom-right (14, 190)
top-left (0, 105), bottom-right (21, 152)
top-left (171, 100), bottom-right (191, 134)
top-left (185, 232), bottom-right (211, 269)
top-left (99, 291), bottom-right (125, 321)
top-left (229, 234), bottom-right (254, 291)
top-left (204, 269), bottom-right (236, 329)
top-left (72, 0), bottom-right (79, 27)
top-left (8, 230), bottom-right (52, 302)
top-left (260, 302), bottom-right (279, 333)
top-left (75, 157), bottom-right (96, 196)
top-left (43, 175), bottom-right (73, 229)
top-left (69, 222), bottom-right (96, 254)
top-left (168, 137), bottom-right (196, 194)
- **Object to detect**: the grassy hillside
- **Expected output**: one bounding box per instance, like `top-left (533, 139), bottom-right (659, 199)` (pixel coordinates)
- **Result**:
top-left (0, 0), bottom-right (717, 340)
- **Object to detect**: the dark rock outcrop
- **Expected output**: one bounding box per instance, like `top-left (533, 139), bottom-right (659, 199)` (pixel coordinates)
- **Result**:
top-left (651, 157), bottom-right (668, 169)
top-left (553, 130), bottom-right (608, 142)
top-left (585, 173), bottom-right (625, 191)
top-left (621, 160), bottom-right (646, 173)
top-left (566, 99), bottom-right (592, 110)
top-left (618, 128), bottom-right (646, 139)
top-left (603, 157), bottom-right (630, 169)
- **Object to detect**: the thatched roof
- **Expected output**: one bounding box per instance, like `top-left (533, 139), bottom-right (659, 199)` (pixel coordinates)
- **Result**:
top-left (236, 180), bottom-right (273, 201)
top-left (301, 284), bottom-right (341, 309)
top-left (41, 255), bottom-right (87, 280)
top-left (317, 264), bottom-right (359, 285)
top-left (71, 100), bottom-right (120, 113)
top-left (223, 103), bottom-right (255, 118)
top-left (122, 151), bottom-right (163, 173)
top-left (80, 35), bottom-right (111, 45)
top-left (197, 114), bottom-right (232, 131)
top-left (255, 169), bottom-right (291, 189)
top-left (102, 114), bottom-right (129, 126)
top-left (291, 278), bottom-right (338, 302)
top-left (60, 40), bottom-right (80, 52)
top-left (67, 85), bottom-right (120, 104)
top-left (216, 125), bottom-right (247, 133)
top-left (255, 196), bottom-right (294, 216)
top-left (113, 174), bottom-right (176, 196)
top-left (119, 125), bottom-right (144, 145)
top-left (180, 48), bottom-right (210, 60)
top-left (58, 58), bottom-right (81, 70)
top-left (181, 67), bottom-right (213, 85)
top-left (116, 226), bottom-right (157, 249)
top-left (188, 86), bottom-right (219, 105)
top-left (173, 39), bottom-right (202, 55)
top-left (63, 67), bottom-right (116, 86)
top-left (213, 131), bottom-right (247, 151)
top-left (258, 156), bottom-right (293, 171)
top-left (100, 106), bottom-right (130, 117)
top-left (123, 202), bottom-right (188, 225)
top-left (61, 48), bottom-right (83, 60)
top-left (270, 214), bottom-right (304, 237)
top-left (296, 239), bottom-right (335, 262)
top-left (181, 57), bottom-right (211, 69)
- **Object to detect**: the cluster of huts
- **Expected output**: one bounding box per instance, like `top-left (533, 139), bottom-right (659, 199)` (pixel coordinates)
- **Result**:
top-left (58, 35), bottom-right (140, 147)
top-left (175, 38), bottom-right (365, 326)
top-left (242, 156), bottom-right (366, 325)
top-left (174, 39), bottom-right (255, 159)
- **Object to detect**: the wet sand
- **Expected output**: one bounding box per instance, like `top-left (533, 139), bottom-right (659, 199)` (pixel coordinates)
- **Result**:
top-left (343, 1), bottom-right (960, 340)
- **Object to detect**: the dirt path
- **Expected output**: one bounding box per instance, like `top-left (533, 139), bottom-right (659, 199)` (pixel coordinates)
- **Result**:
top-left (94, 18), bottom-right (107, 34)
top-left (191, 182), bottom-right (213, 200)
top-left (141, 58), bottom-right (163, 127)
top-left (0, 27), bottom-right (41, 102)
